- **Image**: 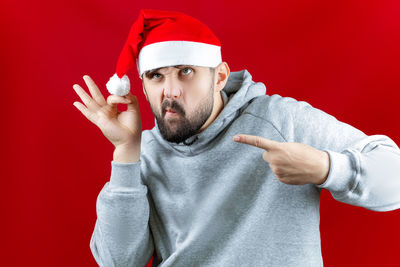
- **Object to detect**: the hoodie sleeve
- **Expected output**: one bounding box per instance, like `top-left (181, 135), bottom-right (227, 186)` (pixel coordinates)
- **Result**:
top-left (89, 161), bottom-right (154, 267)
top-left (266, 94), bottom-right (400, 212)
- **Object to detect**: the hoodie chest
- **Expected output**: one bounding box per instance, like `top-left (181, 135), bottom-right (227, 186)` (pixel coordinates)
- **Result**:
top-left (144, 115), bottom-right (288, 239)
top-left (149, 113), bottom-right (285, 191)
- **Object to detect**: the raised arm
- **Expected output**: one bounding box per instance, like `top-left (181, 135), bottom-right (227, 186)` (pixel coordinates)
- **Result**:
top-left (72, 75), bottom-right (154, 266)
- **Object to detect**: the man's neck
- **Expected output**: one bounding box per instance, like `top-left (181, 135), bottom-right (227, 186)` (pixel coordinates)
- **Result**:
top-left (199, 91), bottom-right (224, 133)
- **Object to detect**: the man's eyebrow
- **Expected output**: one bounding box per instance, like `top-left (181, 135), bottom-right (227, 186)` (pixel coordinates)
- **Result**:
top-left (145, 65), bottom-right (191, 75)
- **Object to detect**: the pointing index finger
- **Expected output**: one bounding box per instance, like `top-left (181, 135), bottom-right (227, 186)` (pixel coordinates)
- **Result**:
top-left (233, 134), bottom-right (279, 150)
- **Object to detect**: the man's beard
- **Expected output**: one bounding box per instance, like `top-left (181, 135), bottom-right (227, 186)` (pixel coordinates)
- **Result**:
top-left (149, 80), bottom-right (215, 144)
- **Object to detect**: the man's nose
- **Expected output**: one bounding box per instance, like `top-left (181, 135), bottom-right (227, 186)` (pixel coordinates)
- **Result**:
top-left (163, 78), bottom-right (182, 99)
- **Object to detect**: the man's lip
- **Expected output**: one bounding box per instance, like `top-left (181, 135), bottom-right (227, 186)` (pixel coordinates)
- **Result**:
top-left (165, 108), bottom-right (179, 118)
top-left (166, 108), bottom-right (176, 113)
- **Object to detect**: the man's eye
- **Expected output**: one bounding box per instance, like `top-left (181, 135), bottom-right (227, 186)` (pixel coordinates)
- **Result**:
top-left (181, 68), bottom-right (192, 75)
top-left (151, 73), bottom-right (162, 79)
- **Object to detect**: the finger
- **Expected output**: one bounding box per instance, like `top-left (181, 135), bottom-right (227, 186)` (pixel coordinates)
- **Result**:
top-left (106, 94), bottom-right (132, 109)
top-left (72, 84), bottom-right (98, 109)
top-left (262, 150), bottom-right (270, 163)
top-left (73, 101), bottom-right (97, 124)
top-left (83, 75), bottom-right (107, 105)
top-left (124, 92), bottom-right (140, 112)
top-left (233, 134), bottom-right (280, 150)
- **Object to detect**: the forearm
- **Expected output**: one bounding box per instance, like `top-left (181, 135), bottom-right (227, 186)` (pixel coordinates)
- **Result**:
top-left (316, 135), bottom-right (400, 212)
top-left (90, 161), bottom-right (154, 266)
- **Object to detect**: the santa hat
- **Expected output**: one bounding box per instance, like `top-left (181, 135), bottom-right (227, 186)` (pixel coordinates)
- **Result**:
top-left (106, 9), bottom-right (222, 96)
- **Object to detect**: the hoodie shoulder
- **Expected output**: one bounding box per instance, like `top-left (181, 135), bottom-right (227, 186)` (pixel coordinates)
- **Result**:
top-left (243, 93), bottom-right (367, 150)
top-left (242, 93), bottom-right (317, 142)
top-left (245, 93), bottom-right (307, 114)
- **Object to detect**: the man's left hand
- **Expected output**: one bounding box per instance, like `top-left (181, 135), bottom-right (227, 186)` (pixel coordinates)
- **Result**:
top-left (233, 134), bottom-right (330, 186)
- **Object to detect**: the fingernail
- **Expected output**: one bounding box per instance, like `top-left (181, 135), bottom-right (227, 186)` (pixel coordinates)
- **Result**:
top-left (233, 136), bottom-right (240, 141)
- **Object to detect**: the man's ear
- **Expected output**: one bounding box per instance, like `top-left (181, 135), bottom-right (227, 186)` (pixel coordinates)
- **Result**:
top-left (214, 62), bottom-right (230, 92)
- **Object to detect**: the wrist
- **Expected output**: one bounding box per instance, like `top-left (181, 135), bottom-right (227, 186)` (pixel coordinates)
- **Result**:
top-left (315, 150), bottom-right (330, 185)
top-left (113, 142), bottom-right (140, 163)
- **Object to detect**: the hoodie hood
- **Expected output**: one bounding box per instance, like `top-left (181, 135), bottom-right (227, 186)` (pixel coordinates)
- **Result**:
top-left (150, 69), bottom-right (266, 156)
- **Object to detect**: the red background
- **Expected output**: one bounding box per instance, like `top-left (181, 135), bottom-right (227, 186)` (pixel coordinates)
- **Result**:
top-left (2, 0), bottom-right (400, 266)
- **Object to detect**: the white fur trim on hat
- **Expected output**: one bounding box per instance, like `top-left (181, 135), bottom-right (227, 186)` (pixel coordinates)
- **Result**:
top-left (106, 74), bottom-right (130, 96)
top-left (138, 41), bottom-right (222, 77)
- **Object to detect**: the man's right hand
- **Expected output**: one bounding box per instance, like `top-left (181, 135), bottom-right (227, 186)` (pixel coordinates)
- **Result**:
top-left (72, 75), bottom-right (142, 161)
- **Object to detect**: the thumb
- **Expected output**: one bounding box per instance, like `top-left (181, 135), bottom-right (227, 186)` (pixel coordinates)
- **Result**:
top-left (262, 150), bottom-right (270, 163)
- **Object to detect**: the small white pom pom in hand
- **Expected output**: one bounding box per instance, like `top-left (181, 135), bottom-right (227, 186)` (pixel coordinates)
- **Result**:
top-left (106, 73), bottom-right (130, 96)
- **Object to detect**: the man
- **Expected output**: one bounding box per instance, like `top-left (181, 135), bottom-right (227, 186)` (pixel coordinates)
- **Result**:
top-left (72, 9), bottom-right (400, 267)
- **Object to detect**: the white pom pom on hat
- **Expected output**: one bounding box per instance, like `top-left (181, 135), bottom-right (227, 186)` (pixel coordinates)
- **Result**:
top-left (105, 9), bottom-right (222, 96)
top-left (106, 74), bottom-right (130, 96)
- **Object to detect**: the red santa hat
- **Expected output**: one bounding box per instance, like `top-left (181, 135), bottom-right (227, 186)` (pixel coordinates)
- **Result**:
top-left (106, 9), bottom-right (222, 96)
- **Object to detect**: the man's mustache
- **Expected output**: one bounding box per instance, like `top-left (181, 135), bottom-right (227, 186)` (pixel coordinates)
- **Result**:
top-left (162, 100), bottom-right (185, 116)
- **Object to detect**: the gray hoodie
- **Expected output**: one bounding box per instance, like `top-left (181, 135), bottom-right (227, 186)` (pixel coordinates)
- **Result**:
top-left (90, 69), bottom-right (400, 267)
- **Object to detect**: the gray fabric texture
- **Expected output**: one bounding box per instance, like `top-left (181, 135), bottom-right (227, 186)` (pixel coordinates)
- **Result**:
top-left (90, 69), bottom-right (400, 267)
